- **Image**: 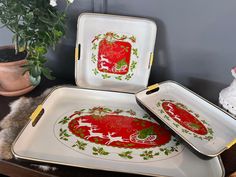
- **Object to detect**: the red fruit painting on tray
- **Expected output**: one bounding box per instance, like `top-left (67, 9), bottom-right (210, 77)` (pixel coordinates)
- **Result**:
top-left (55, 107), bottom-right (184, 162)
top-left (97, 39), bottom-right (131, 74)
top-left (157, 100), bottom-right (214, 141)
top-left (91, 32), bottom-right (139, 81)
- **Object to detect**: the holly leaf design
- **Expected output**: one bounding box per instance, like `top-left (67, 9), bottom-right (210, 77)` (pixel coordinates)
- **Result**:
top-left (129, 35), bottom-right (136, 43)
top-left (91, 53), bottom-right (96, 63)
top-left (173, 123), bottom-right (179, 128)
top-left (74, 109), bottom-right (85, 115)
top-left (143, 114), bottom-right (151, 120)
top-left (164, 115), bottom-right (170, 120)
top-left (72, 140), bottom-right (87, 150)
top-left (125, 73), bottom-right (133, 80)
top-left (140, 150), bottom-right (159, 160)
top-left (102, 74), bottom-right (111, 79)
top-left (207, 128), bottom-right (214, 135)
top-left (130, 61), bottom-right (137, 72)
top-left (92, 43), bottom-right (97, 50)
top-left (118, 151), bottom-right (133, 159)
top-left (92, 147), bottom-right (109, 156)
top-left (92, 68), bottom-right (99, 75)
top-left (59, 128), bottom-right (71, 141)
top-left (58, 116), bottom-right (70, 125)
top-left (132, 48), bottom-right (139, 58)
top-left (115, 76), bottom-right (122, 80)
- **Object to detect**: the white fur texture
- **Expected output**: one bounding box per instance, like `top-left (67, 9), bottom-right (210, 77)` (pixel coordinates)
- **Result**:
top-left (0, 87), bottom-right (59, 172)
top-left (0, 87), bottom-right (53, 159)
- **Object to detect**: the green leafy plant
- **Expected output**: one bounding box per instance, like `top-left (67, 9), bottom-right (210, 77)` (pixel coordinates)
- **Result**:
top-left (0, 0), bottom-right (73, 85)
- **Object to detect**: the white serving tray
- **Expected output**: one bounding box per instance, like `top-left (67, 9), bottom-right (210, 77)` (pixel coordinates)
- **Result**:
top-left (12, 87), bottom-right (224, 177)
top-left (136, 81), bottom-right (236, 157)
top-left (75, 13), bottom-right (157, 93)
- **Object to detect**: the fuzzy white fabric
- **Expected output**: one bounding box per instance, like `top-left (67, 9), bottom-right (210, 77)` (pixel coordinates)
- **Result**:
top-left (0, 87), bottom-right (57, 171)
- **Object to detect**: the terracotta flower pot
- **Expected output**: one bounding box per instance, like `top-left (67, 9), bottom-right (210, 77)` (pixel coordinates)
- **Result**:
top-left (0, 45), bottom-right (34, 96)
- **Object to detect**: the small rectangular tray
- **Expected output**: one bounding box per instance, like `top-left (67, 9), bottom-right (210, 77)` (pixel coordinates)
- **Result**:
top-left (12, 87), bottom-right (224, 177)
top-left (135, 80), bottom-right (236, 157)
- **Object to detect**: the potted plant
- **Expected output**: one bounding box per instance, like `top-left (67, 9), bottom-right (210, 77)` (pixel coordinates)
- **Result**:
top-left (0, 0), bottom-right (73, 96)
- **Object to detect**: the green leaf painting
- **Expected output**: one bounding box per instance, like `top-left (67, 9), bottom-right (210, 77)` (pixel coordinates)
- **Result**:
top-left (118, 151), bottom-right (133, 159)
top-left (92, 147), bottom-right (109, 156)
top-left (72, 140), bottom-right (87, 150)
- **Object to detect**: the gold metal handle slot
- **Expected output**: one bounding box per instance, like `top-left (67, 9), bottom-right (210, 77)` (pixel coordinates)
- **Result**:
top-left (146, 83), bottom-right (160, 95)
top-left (30, 105), bottom-right (44, 127)
top-left (148, 83), bottom-right (159, 91)
top-left (227, 138), bottom-right (236, 149)
top-left (75, 44), bottom-right (80, 61)
top-left (148, 52), bottom-right (154, 69)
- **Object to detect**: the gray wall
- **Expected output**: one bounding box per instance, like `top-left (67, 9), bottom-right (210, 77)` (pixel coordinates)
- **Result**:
top-left (0, 26), bottom-right (12, 45)
top-left (1, 0), bottom-right (235, 103)
top-left (106, 0), bottom-right (236, 103)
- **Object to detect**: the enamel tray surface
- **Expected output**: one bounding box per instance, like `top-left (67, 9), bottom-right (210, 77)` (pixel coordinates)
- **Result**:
top-left (13, 87), bottom-right (224, 177)
top-left (75, 13), bottom-right (157, 93)
top-left (136, 81), bottom-right (236, 157)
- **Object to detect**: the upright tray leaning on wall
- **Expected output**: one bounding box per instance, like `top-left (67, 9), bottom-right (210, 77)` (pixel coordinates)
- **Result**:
top-left (12, 13), bottom-right (224, 177)
top-left (136, 81), bottom-right (236, 157)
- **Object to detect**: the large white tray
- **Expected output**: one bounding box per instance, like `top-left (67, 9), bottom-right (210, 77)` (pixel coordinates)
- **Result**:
top-left (136, 81), bottom-right (236, 157)
top-left (12, 87), bottom-right (224, 177)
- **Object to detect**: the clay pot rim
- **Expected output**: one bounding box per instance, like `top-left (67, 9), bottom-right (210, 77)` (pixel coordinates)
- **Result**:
top-left (0, 45), bottom-right (27, 66)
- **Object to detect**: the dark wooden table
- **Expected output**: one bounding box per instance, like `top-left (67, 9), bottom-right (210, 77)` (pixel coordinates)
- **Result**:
top-left (0, 78), bottom-right (235, 177)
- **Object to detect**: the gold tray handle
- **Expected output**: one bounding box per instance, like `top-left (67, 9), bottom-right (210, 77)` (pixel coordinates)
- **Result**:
top-left (146, 83), bottom-right (160, 95)
top-left (227, 138), bottom-right (236, 149)
top-left (148, 52), bottom-right (154, 69)
top-left (148, 83), bottom-right (159, 91)
top-left (30, 105), bottom-right (44, 127)
top-left (75, 44), bottom-right (81, 61)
